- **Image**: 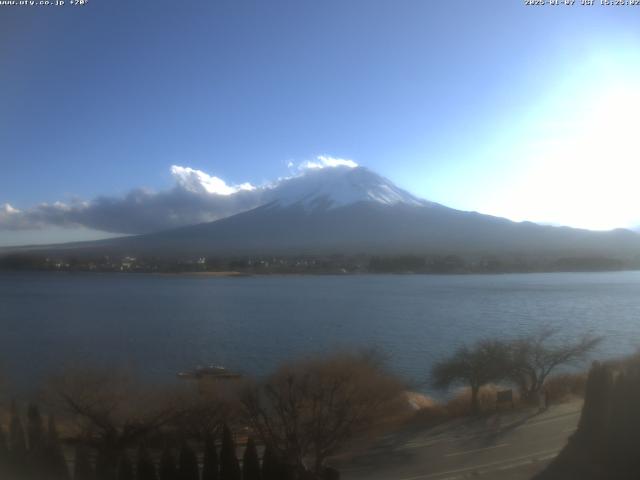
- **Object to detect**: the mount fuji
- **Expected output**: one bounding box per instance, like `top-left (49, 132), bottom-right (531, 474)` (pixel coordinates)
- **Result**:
top-left (59, 165), bottom-right (640, 259)
top-left (260, 165), bottom-right (428, 210)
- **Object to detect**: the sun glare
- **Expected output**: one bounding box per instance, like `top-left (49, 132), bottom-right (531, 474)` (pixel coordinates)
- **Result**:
top-left (483, 64), bottom-right (640, 231)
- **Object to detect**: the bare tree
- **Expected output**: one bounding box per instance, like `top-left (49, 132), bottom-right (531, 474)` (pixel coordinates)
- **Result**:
top-left (241, 351), bottom-right (405, 477)
top-left (507, 327), bottom-right (601, 401)
top-left (168, 380), bottom-right (241, 441)
top-left (431, 339), bottom-right (510, 415)
top-left (47, 367), bottom-right (185, 474)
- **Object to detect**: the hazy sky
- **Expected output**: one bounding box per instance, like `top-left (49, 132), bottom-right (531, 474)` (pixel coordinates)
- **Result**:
top-left (2, 0), bottom-right (640, 245)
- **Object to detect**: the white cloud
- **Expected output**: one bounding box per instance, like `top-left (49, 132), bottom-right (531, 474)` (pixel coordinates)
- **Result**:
top-left (0, 156), bottom-right (357, 237)
top-left (0, 167), bottom-right (264, 234)
top-left (299, 155), bottom-right (358, 170)
top-left (170, 165), bottom-right (256, 195)
top-left (2, 203), bottom-right (19, 214)
top-left (51, 201), bottom-right (71, 210)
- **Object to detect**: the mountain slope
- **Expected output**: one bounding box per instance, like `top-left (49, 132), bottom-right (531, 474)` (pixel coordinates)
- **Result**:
top-left (89, 206), bottom-right (640, 259)
top-left (6, 166), bottom-right (640, 259)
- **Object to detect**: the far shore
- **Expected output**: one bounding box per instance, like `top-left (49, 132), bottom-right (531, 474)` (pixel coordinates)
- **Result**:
top-left (2, 268), bottom-right (640, 277)
top-left (156, 270), bottom-right (252, 277)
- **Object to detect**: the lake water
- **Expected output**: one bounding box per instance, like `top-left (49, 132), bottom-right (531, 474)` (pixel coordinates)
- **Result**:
top-left (1, 271), bottom-right (640, 394)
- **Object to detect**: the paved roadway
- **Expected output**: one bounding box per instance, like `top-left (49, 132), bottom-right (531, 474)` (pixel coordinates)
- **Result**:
top-left (337, 401), bottom-right (582, 480)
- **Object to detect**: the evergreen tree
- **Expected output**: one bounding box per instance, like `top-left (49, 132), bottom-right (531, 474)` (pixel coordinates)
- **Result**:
top-left (27, 403), bottom-right (47, 478)
top-left (26, 404), bottom-right (45, 453)
top-left (260, 445), bottom-right (282, 480)
top-left (577, 361), bottom-right (612, 443)
top-left (242, 438), bottom-right (261, 480)
top-left (220, 425), bottom-right (241, 480)
top-left (74, 445), bottom-right (95, 480)
top-left (96, 447), bottom-right (118, 480)
top-left (117, 454), bottom-right (134, 480)
top-left (201, 435), bottom-right (219, 480)
top-left (46, 414), bottom-right (70, 480)
top-left (0, 422), bottom-right (9, 477)
top-left (609, 369), bottom-right (636, 471)
top-left (321, 466), bottom-right (340, 480)
top-left (159, 446), bottom-right (178, 480)
top-left (178, 442), bottom-right (199, 480)
top-left (9, 400), bottom-right (27, 477)
top-left (137, 445), bottom-right (158, 480)
top-left (9, 401), bottom-right (27, 455)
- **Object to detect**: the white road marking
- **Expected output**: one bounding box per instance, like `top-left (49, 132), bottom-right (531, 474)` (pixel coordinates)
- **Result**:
top-left (444, 443), bottom-right (509, 457)
top-left (520, 411), bottom-right (580, 429)
top-left (396, 448), bottom-right (560, 480)
top-left (398, 410), bottom-right (580, 451)
top-left (341, 407), bottom-right (581, 478)
top-left (399, 438), bottom-right (448, 450)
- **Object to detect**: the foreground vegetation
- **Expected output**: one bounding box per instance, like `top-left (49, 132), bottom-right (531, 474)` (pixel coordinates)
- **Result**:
top-left (0, 330), bottom-right (608, 479)
top-left (0, 351), bottom-right (405, 480)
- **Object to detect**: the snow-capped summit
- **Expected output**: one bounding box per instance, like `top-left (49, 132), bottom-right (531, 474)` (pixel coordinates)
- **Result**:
top-left (266, 166), bottom-right (428, 210)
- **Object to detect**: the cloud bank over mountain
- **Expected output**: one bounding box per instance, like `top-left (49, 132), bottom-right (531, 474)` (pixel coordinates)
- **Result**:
top-left (0, 156), bottom-right (358, 236)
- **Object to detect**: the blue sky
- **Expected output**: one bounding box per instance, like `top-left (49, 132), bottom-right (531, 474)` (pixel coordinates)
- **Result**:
top-left (2, 0), bottom-right (640, 245)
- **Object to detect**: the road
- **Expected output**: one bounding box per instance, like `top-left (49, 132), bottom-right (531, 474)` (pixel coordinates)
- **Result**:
top-left (336, 401), bottom-right (582, 480)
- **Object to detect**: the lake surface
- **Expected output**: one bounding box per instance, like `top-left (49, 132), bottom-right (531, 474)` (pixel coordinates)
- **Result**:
top-left (1, 271), bottom-right (640, 393)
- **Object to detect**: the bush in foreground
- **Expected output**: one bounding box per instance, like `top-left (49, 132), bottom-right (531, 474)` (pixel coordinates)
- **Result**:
top-left (242, 350), bottom-right (404, 477)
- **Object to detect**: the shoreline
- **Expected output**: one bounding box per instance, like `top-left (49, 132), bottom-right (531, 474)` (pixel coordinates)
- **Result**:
top-left (156, 271), bottom-right (252, 277)
top-left (1, 268), bottom-right (640, 277)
